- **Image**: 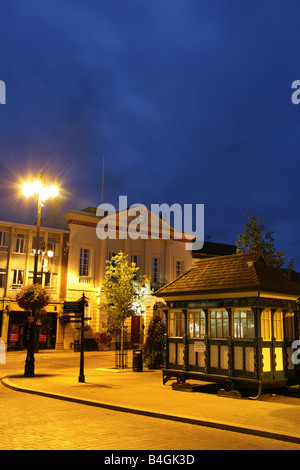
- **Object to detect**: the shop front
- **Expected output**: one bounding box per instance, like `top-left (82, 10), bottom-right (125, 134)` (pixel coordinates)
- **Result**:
top-left (7, 310), bottom-right (57, 350)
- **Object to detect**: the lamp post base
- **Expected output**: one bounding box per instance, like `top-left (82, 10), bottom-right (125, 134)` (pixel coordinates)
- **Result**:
top-left (24, 357), bottom-right (35, 377)
top-left (24, 320), bottom-right (35, 377)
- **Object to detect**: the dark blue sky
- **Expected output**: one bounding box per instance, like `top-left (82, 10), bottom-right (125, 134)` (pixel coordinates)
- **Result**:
top-left (0, 1), bottom-right (300, 268)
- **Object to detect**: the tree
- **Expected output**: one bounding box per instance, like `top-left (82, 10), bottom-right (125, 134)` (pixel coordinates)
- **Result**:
top-left (143, 315), bottom-right (165, 369)
top-left (100, 251), bottom-right (149, 367)
top-left (236, 213), bottom-right (294, 271)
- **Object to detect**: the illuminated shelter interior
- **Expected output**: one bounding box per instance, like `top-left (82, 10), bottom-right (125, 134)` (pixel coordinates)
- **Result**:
top-left (155, 252), bottom-right (300, 393)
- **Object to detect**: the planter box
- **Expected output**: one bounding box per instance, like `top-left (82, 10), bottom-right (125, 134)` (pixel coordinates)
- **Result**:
top-left (97, 343), bottom-right (112, 351)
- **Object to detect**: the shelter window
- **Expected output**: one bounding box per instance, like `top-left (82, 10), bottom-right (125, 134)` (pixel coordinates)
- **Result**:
top-left (233, 310), bottom-right (254, 339)
top-left (188, 310), bottom-right (205, 338)
top-left (169, 311), bottom-right (185, 337)
top-left (261, 310), bottom-right (271, 341)
top-left (285, 312), bottom-right (295, 341)
top-left (209, 310), bottom-right (228, 338)
top-left (273, 310), bottom-right (283, 342)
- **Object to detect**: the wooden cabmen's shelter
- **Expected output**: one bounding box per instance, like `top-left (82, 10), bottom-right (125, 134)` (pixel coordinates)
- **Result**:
top-left (155, 252), bottom-right (300, 395)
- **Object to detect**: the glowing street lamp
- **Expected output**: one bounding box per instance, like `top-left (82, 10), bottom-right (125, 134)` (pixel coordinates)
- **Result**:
top-left (22, 173), bottom-right (59, 377)
top-left (22, 174), bottom-right (59, 284)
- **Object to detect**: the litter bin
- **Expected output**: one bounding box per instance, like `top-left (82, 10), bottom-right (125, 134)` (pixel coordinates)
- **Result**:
top-left (132, 349), bottom-right (143, 372)
top-left (74, 339), bottom-right (80, 352)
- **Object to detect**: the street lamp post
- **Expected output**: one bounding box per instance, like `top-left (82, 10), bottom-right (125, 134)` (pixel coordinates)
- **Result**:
top-left (22, 173), bottom-right (59, 377)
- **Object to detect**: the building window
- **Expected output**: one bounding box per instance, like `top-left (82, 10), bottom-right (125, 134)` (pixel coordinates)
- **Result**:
top-left (233, 310), bottom-right (254, 339)
top-left (0, 231), bottom-right (9, 250)
top-left (47, 237), bottom-right (59, 256)
top-left (108, 251), bottom-right (118, 266)
top-left (261, 310), bottom-right (271, 341)
top-left (285, 312), bottom-right (295, 341)
top-left (31, 235), bottom-right (44, 252)
top-left (79, 248), bottom-right (90, 277)
top-left (28, 271), bottom-right (42, 284)
top-left (188, 310), bottom-right (205, 338)
top-left (44, 272), bottom-right (58, 288)
top-left (131, 254), bottom-right (142, 280)
top-left (0, 269), bottom-right (6, 288)
top-left (11, 269), bottom-right (24, 288)
top-left (152, 257), bottom-right (161, 285)
top-left (175, 260), bottom-right (184, 278)
top-left (169, 311), bottom-right (185, 337)
top-left (209, 310), bottom-right (229, 338)
top-left (273, 310), bottom-right (283, 342)
top-left (13, 235), bottom-right (27, 253)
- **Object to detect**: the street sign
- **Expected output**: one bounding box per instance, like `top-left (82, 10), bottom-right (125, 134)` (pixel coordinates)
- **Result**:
top-left (63, 301), bottom-right (83, 314)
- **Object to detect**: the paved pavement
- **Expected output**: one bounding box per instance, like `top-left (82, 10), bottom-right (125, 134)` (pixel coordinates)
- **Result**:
top-left (2, 349), bottom-right (300, 446)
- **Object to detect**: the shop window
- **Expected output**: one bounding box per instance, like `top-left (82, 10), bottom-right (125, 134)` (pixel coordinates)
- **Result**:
top-left (169, 311), bottom-right (185, 337)
top-left (233, 310), bottom-right (254, 339)
top-left (273, 310), bottom-right (283, 341)
top-left (261, 310), bottom-right (271, 341)
top-left (188, 310), bottom-right (205, 338)
top-left (209, 310), bottom-right (229, 338)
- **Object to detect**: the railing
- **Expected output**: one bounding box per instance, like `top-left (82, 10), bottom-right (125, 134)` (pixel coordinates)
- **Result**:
top-left (78, 277), bottom-right (93, 284)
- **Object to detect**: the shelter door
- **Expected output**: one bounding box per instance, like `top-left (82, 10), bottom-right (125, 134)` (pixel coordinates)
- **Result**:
top-left (261, 310), bottom-right (285, 381)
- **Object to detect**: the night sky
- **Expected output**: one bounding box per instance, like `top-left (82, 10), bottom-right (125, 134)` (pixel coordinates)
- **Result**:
top-left (0, 1), bottom-right (300, 269)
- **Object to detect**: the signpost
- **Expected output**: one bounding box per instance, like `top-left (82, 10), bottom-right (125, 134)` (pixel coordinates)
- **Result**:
top-left (63, 293), bottom-right (90, 383)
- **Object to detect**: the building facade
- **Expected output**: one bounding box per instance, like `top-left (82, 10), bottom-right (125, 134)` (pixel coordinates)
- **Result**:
top-left (60, 206), bottom-right (194, 350)
top-left (0, 220), bottom-right (69, 349)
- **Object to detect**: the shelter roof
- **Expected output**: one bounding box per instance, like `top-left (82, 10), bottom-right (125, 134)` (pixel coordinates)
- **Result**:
top-left (155, 252), bottom-right (300, 297)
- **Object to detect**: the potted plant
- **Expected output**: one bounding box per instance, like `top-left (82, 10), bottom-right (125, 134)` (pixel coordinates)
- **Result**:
top-left (16, 284), bottom-right (50, 315)
top-left (95, 331), bottom-right (112, 351)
